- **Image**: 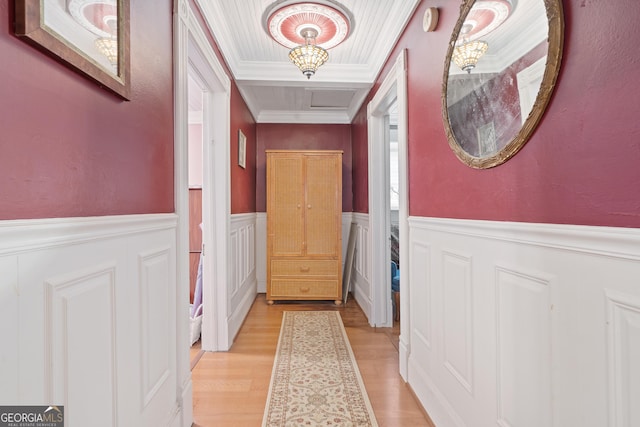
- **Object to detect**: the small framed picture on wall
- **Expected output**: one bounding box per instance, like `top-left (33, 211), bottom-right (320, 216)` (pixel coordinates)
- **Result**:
top-left (238, 129), bottom-right (246, 169)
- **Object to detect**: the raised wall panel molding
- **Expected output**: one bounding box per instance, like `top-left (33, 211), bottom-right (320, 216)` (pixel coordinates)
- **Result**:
top-left (249, 223), bottom-right (255, 279)
top-left (605, 289), bottom-right (640, 427)
top-left (350, 213), bottom-right (372, 319)
top-left (230, 213), bottom-right (257, 298)
top-left (45, 263), bottom-right (118, 425)
top-left (139, 248), bottom-right (172, 408)
top-left (410, 242), bottom-right (432, 351)
top-left (240, 226), bottom-right (248, 289)
top-left (0, 256), bottom-right (18, 402)
top-left (351, 213), bottom-right (370, 281)
top-left (496, 267), bottom-right (552, 427)
top-left (256, 213), bottom-right (267, 293)
top-left (442, 250), bottom-right (474, 394)
top-left (341, 213), bottom-right (354, 269)
top-left (230, 230), bottom-right (239, 297)
top-left (356, 223), bottom-right (370, 282)
top-left (228, 213), bottom-right (258, 342)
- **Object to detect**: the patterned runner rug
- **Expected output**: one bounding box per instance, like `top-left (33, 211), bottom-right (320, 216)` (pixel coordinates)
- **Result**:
top-left (262, 311), bottom-right (379, 427)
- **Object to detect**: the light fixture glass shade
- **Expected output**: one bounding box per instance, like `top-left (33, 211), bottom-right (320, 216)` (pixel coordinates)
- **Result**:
top-left (289, 43), bottom-right (329, 79)
top-left (288, 27), bottom-right (328, 79)
top-left (95, 37), bottom-right (118, 66)
top-left (452, 40), bottom-right (489, 73)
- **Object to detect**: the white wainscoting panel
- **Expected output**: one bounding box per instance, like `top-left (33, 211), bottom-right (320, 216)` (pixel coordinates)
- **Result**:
top-left (342, 213), bottom-right (353, 272)
top-left (496, 268), bottom-right (551, 427)
top-left (407, 217), bottom-right (640, 427)
top-left (230, 229), bottom-right (239, 296)
top-left (351, 213), bottom-right (372, 318)
top-left (0, 214), bottom-right (183, 427)
top-left (410, 242), bottom-right (431, 352)
top-left (228, 214), bottom-right (258, 342)
top-left (605, 289), bottom-right (640, 427)
top-left (139, 248), bottom-right (172, 409)
top-left (46, 264), bottom-right (118, 426)
top-left (442, 251), bottom-right (474, 395)
top-left (256, 213), bottom-right (267, 293)
top-left (0, 255), bottom-right (18, 403)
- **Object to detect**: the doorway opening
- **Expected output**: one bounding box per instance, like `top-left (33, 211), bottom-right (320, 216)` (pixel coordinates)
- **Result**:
top-left (174, 5), bottom-right (233, 425)
top-left (388, 102), bottom-right (400, 325)
top-left (185, 34), bottom-right (231, 352)
top-left (367, 50), bottom-right (410, 379)
top-left (187, 70), bottom-right (205, 363)
top-left (175, 3), bottom-right (232, 364)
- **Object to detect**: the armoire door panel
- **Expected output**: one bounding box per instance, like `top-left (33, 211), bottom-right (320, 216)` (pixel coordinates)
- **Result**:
top-left (268, 156), bottom-right (305, 257)
top-left (306, 155), bottom-right (341, 257)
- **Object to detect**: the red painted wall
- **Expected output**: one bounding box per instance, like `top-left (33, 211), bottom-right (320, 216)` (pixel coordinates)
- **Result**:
top-left (351, 110), bottom-right (369, 213)
top-left (256, 124), bottom-right (353, 212)
top-left (0, 0), bottom-right (257, 220)
top-left (230, 83), bottom-right (257, 213)
top-left (0, 1), bottom-right (174, 220)
top-left (353, 0), bottom-right (640, 228)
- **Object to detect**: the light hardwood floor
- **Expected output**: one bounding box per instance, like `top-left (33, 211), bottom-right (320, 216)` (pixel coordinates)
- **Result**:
top-left (191, 294), bottom-right (435, 426)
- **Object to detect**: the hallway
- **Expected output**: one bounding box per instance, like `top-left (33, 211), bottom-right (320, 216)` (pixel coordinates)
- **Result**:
top-left (191, 294), bottom-right (434, 426)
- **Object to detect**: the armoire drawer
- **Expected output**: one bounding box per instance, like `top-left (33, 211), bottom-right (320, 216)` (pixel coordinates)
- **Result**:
top-left (271, 259), bottom-right (337, 276)
top-left (270, 280), bottom-right (339, 298)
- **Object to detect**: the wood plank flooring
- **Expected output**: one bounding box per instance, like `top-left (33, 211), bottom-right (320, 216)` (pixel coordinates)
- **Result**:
top-left (191, 294), bottom-right (435, 426)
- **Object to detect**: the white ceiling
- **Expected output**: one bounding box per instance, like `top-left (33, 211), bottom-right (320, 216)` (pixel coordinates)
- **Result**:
top-left (195, 0), bottom-right (421, 124)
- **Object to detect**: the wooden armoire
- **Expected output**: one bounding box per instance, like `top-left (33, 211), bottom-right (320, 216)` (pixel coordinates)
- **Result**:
top-left (266, 150), bottom-right (343, 304)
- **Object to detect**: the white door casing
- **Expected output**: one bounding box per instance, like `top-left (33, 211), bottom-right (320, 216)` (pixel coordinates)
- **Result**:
top-left (174, 0), bottom-right (232, 358)
top-left (366, 49), bottom-right (410, 378)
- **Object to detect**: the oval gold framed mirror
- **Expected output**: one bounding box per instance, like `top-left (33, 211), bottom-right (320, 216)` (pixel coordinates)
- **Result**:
top-left (442, 0), bottom-right (564, 169)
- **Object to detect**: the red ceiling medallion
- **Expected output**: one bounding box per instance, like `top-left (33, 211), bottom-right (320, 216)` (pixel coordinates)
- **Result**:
top-left (266, 1), bottom-right (352, 49)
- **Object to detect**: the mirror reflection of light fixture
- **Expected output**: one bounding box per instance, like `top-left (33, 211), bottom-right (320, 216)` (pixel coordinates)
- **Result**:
top-left (452, 24), bottom-right (488, 73)
top-left (452, 40), bottom-right (489, 73)
top-left (95, 37), bottom-right (118, 66)
top-left (94, 17), bottom-right (118, 67)
top-left (288, 27), bottom-right (328, 79)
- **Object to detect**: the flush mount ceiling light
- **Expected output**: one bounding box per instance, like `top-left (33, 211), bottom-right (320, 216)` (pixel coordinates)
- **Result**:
top-left (265, 1), bottom-right (352, 79)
